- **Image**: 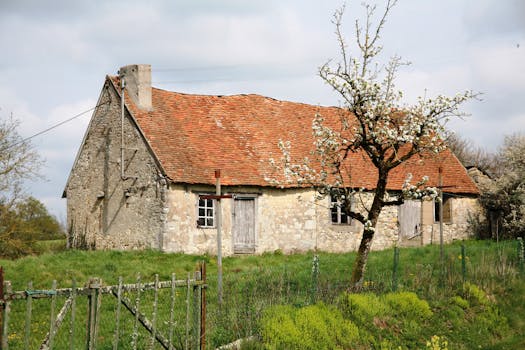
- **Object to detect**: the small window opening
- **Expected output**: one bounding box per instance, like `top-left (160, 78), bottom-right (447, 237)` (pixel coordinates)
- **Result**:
top-left (434, 193), bottom-right (452, 223)
top-left (330, 194), bottom-right (353, 225)
top-left (197, 197), bottom-right (215, 228)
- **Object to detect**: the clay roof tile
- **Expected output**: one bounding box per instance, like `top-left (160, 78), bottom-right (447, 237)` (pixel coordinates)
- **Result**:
top-left (109, 76), bottom-right (479, 195)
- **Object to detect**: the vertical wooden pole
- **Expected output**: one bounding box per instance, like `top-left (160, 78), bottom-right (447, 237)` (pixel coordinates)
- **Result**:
top-left (0, 266), bottom-right (4, 349)
top-left (461, 244), bottom-right (467, 284)
top-left (86, 278), bottom-right (101, 350)
top-left (149, 274), bottom-right (159, 350)
top-left (200, 262), bottom-right (206, 350)
top-left (48, 280), bottom-right (57, 349)
top-left (70, 279), bottom-right (76, 350)
top-left (113, 277), bottom-right (122, 350)
top-left (392, 247), bottom-right (399, 292)
top-left (185, 273), bottom-right (191, 350)
top-left (131, 274), bottom-right (141, 350)
top-left (192, 269), bottom-right (201, 350)
top-left (215, 170), bottom-right (223, 306)
top-left (1, 280), bottom-right (10, 350)
top-left (24, 281), bottom-right (33, 349)
top-left (168, 273), bottom-right (176, 350)
top-left (439, 167), bottom-right (444, 262)
top-left (438, 167), bottom-right (445, 288)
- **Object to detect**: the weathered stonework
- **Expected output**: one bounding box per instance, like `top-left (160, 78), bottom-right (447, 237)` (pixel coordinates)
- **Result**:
top-left (64, 64), bottom-right (481, 256)
top-left (64, 81), bottom-right (166, 250)
top-left (159, 185), bottom-right (479, 256)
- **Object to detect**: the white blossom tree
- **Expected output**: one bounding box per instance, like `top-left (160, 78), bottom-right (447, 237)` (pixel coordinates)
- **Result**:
top-left (481, 134), bottom-right (525, 239)
top-left (275, 1), bottom-right (477, 288)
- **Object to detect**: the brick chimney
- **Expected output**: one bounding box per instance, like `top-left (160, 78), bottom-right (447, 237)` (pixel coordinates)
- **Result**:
top-left (118, 64), bottom-right (152, 111)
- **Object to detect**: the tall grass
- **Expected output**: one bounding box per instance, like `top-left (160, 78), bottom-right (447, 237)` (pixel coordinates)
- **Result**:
top-left (0, 240), bottom-right (523, 349)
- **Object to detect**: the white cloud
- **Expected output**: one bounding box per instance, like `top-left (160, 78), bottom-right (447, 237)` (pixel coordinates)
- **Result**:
top-left (469, 43), bottom-right (525, 90)
top-left (1, 0), bottom-right (524, 219)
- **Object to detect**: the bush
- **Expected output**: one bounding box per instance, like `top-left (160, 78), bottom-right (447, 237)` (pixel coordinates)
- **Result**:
top-left (338, 292), bottom-right (389, 323)
top-left (337, 291), bottom-right (434, 349)
top-left (462, 282), bottom-right (490, 306)
top-left (260, 303), bottom-right (359, 350)
top-left (384, 292), bottom-right (433, 319)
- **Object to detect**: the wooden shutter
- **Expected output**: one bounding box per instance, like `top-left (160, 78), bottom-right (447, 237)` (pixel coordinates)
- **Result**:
top-left (233, 197), bottom-right (256, 253)
top-left (398, 200), bottom-right (422, 240)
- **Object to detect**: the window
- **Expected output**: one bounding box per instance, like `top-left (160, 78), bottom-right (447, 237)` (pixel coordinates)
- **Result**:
top-left (434, 193), bottom-right (452, 223)
top-left (330, 194), bottom-right (353, 225)
top-left (197, 196), bottom-right (215, 228)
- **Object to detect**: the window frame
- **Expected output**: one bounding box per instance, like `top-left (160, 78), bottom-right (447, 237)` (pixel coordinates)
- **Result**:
top-left (434, 193), bottom-right (453, 224)
top-left (330, 194), bottom-right (354, 225)
top-left (196, 195), bottom-right (215, 228)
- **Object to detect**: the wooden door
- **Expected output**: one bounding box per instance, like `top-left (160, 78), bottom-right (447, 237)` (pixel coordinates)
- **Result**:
top-left (398, 200), bottom-right (422, 241)
top-left (233, 197), bottom-right (256, 253)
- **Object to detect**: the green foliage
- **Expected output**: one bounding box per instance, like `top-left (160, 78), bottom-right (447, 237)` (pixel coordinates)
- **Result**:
top-left (449, 295), bottom-right (469, 309)
top-left (426, 335), bottom-right (449, 350)
top-left (384, 291), bottom-right (433, 319)
top-left (0, 196), bottom-right (64, 259)
top-left (337, 291), bottom-right (434, 348)
top-left (338, 292), bottom-right (388, 322)
top-left (260, 303), bottom-right (359, 350)
top-left (462, 282), bottom-right (490, 306)
top-left (0, 241), bottom-right (523, 349)
top-left (476, 133), bottom-right (525, 239)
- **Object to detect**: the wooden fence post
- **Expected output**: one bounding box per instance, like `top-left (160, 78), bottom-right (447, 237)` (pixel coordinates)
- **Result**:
top-left (86, 278), bottom-right (102, 350)
top-left (168, 273), bottom-right (176, 350)
top-left (392, 247), bottom-right (400, 292)
top-left (518, 238), bottom-right (524, 273)
top-left (48, 280), bottom-right (57, 349)
top-left (113, 277), bottom-right (122, 350)
top-left (461, 245), bottom-right (467, 283)
top-left (193, 267), bottom-right (202, 350)
top-left (0, 266), bottom-right (4, 350)
top-left (200, 262), bottom-right (206, 350)
top-left (70, 279), bottom-right (77, 350)
top-left (1, 280), bottom-right (11, 350)
top-left (24, 281), bottom-right (33, 349)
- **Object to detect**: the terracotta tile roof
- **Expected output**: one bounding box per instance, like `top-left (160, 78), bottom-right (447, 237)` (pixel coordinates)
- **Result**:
top-left (109, 76), bottom-right (479, 195)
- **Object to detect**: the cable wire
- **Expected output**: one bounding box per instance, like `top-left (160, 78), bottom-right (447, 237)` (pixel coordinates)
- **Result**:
top-left (1, 101), bottom-right (109, 153)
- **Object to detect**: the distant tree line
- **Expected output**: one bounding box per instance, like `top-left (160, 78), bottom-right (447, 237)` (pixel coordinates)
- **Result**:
top-left (448, 132), bottom-right (525, 239)
top-left (0, 196), bottom-right (64, 258)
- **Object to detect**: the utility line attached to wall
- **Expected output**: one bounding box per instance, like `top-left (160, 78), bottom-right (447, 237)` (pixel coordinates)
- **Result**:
top-left (0, 101), bottom-right (110, 154)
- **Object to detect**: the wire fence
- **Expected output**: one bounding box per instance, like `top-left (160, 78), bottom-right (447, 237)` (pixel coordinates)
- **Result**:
top-left (205, 239), bottom-right (525, 347)
top-left (0, 263), bottom-right (207, 350)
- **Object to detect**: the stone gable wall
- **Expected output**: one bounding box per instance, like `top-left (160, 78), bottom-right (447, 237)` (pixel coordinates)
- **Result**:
top-left (65, 83), bottom-right (167, 250)
top-left (65, 82), bottom-right (478, 254)
top-left (161, 185), bottom-right (478, 256)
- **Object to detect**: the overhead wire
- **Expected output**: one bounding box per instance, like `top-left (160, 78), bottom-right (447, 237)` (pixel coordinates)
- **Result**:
top-left (3, 62), bottom-right (316, 151)
top-left (0, 101), bottom-right (109, 153)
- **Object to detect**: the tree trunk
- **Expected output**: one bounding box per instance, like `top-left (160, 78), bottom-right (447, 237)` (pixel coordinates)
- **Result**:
top-left (350, 227), bottom-right (375, 288)
top-left (350, 169), bottom-right (388, 289)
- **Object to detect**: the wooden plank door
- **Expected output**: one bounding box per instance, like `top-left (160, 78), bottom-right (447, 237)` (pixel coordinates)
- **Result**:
top-left (398, 200), bottom-right (422, 241)
top-left (233, 197), bottom-right (256, 253)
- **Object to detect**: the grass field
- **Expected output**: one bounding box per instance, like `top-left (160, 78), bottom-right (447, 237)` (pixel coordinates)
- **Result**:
top-left (0, 239), bottom-right (524, 349)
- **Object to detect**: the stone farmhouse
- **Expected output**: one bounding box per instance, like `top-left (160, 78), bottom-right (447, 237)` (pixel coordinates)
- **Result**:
top-left (63, 64), bottom-right (480, 255)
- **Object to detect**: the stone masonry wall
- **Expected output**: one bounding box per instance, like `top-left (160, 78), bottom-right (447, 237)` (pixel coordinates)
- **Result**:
top-left (65, 82), bottom-right (167, 250)
top-left (162, 185), bottom-right (479, 256)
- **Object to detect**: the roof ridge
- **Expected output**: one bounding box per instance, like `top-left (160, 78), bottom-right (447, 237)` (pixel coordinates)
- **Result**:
top-left (107, 75), bottom-right (336, 109)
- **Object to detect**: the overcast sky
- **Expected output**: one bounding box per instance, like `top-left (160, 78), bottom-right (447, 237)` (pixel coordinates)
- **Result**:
top-left (1, 0), bottom-right (524, 220)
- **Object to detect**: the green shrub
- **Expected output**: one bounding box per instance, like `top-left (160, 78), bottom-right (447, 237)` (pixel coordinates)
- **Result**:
top-left (462, 282), bottom-right (490, 306)
top-left (426, 335), bottom-right (448, 350)
top-left (384, 292), bottom-right (433, 319)
top-left (337, 291), bottom-right (434, 348)
top-left (338, 292), bottom-right (389, 323)
top-left (449, 295), bottom-right (469, 309)
top-left (260, 303), bottom-right (359, 350)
